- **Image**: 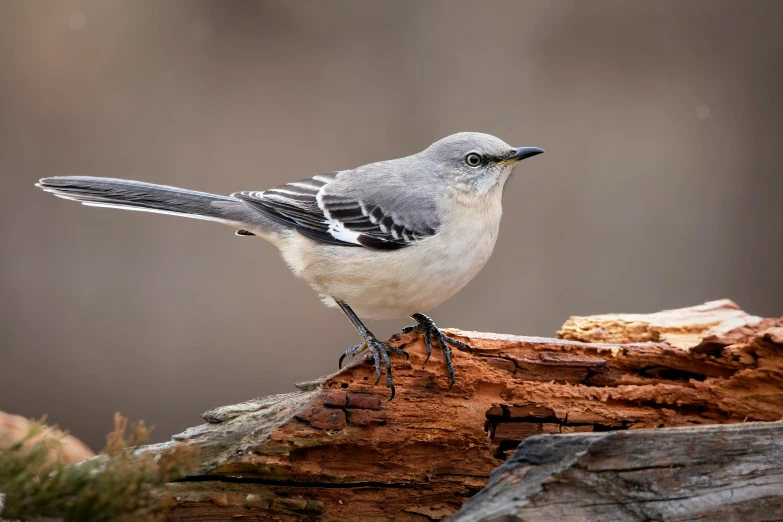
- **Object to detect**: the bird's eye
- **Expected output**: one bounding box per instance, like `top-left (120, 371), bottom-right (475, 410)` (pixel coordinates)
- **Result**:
top-left (465, 153), bottom-right (483, 167)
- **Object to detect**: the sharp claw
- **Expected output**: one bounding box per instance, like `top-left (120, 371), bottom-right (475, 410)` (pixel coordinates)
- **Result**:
top-left (387, 344), bottom-right (409, 361)
top-left (444, 335), bottom-right (472, 354)
top-left (434, 330), bottom-right (455, 391)
top-left (423, 328), bottom-right (433, 365)
top-left (388, 384), bottom-right (396, 401)
top-left (350, 336), bottom-right (406, 396)
top-left (339, 341), bottom-right (369, 369)
top-left (372, 356), bottom-right (383, 385)
top-left (370, 345), bottom-right (383, 385)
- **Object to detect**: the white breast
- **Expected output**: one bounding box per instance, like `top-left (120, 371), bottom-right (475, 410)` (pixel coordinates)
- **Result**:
top-left (278, 188), bottom-right (504, 320)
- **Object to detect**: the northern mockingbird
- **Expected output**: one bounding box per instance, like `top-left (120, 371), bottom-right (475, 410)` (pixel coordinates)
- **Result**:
top-left (36, 132), bottom-right (543, 398)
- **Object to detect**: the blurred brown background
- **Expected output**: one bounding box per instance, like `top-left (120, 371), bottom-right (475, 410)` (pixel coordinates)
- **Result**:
top-left (1, 0), bottom-right (782, 450)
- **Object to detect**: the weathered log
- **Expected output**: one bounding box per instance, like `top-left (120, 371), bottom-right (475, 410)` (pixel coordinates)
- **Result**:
top-left (149, 300), bottom-right (783, 521)
top-left (450, 421), bottom-right (783, 522)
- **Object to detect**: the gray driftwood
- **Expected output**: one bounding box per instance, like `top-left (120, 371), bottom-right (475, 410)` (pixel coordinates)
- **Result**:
top-left (450, 421), bottom-right (783, 522)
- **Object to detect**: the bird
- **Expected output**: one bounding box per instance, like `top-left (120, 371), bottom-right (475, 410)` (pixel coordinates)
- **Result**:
top-left (36, 132), bottom-right (543, 399)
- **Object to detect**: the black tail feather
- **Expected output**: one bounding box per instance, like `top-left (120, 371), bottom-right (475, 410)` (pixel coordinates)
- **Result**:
top-left (37, 176), bottom-right (238, 221)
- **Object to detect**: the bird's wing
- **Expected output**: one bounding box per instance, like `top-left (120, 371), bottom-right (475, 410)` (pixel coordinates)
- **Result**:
top-left (232, 169), bottom-right (440, 250)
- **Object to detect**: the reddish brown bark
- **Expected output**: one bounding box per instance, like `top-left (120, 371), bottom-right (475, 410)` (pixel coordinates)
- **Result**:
top-left (156, 300), bottom-right (783, 521)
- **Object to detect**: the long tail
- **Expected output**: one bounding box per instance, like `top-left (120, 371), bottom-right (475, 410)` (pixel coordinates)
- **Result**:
top-left (37, 176), bottom-right (252, 228)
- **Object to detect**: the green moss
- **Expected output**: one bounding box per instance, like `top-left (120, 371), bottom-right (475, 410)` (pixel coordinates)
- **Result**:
top-left (0, 414), bottom-right (197, 521)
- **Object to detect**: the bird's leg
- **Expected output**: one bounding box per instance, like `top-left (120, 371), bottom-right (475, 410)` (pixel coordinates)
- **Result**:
top-left (335, 300), bottom-right (408, 400)
top-left (399, 313), bottom-right (472, 389)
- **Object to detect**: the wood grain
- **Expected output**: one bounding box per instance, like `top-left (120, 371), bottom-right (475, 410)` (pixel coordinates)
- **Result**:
top-left (146, 300), bottom-right (783, 521)
top-left (451, 422), bottom-right (783, 522)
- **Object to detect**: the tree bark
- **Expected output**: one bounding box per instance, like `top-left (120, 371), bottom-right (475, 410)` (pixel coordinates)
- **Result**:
top-left (150, 299), bottom-right (783, 521)
top-left (450, 422), bottom-right (783, 522)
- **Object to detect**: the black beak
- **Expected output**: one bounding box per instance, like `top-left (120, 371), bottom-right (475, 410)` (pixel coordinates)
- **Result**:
top-left (506, 147), bottom-right (544, 163)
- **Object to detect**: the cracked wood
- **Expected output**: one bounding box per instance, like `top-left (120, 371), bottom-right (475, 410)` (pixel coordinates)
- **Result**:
top-left (145, 299), bottom-right (783, 521)
top-left (450, 422), bottom-right (783, 521)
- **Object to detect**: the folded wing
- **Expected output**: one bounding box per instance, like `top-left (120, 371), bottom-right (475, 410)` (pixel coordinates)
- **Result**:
top-left (233, 170), bottom-right (440, 250)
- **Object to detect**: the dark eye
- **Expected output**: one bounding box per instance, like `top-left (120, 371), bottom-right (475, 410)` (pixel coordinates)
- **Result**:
top-left (465, 153), bottom-right (483, 167)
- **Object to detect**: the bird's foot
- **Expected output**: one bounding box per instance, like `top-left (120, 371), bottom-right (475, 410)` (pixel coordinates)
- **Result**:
top-left (339, 336), bottom-right (409, 400)
top-left (399, 313), bottom-right (472, 389)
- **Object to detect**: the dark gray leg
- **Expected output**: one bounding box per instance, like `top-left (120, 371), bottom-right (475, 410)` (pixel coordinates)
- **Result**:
top-left (336, 300), bottom-right (408, 400)
top-left (399, 313), bottom-right (472, 389)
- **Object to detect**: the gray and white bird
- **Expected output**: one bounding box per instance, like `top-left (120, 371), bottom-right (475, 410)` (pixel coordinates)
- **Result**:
top-left (36, 132), bottom-right (543, 398)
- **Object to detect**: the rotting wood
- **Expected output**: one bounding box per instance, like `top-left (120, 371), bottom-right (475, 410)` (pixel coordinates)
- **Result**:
top-left (147, 299), bottom-right (783, 521)
top-left (449, 421), bottom-right (783, 522)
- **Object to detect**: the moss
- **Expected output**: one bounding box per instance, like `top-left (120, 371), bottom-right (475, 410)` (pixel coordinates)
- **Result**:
top-left (0, 413), bottom-right (198, 521)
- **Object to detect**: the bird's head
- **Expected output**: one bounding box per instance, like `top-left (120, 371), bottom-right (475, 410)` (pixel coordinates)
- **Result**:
top-left (422, 132), bottom-right (543, 196)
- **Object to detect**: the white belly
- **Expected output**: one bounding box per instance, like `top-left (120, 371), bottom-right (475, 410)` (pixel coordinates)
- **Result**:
top-left (278, 196), bottom-right (502, 319)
